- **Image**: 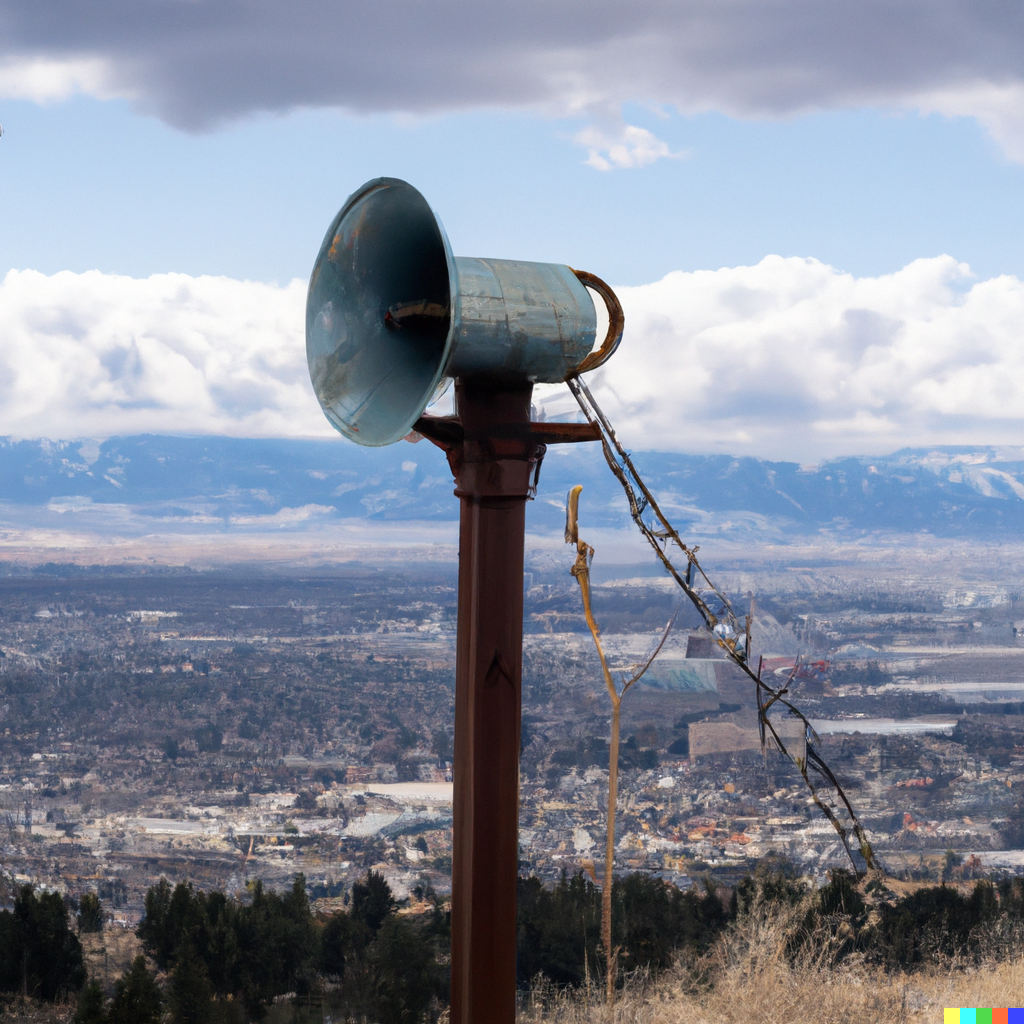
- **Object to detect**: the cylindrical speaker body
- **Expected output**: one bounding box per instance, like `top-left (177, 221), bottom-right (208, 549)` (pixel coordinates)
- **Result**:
top-left (448, 258), bottom-right (596, 383)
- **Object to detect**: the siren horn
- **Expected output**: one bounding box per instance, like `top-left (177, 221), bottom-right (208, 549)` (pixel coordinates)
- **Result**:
top-left (306, 177), bottom-right (623, 446)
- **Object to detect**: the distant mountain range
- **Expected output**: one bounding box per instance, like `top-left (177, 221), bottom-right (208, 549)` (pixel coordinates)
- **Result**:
top-left (1, 435), bottom-right (1024, 540)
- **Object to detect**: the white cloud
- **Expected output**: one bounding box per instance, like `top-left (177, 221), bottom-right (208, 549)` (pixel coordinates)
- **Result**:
top-left (573, 123), bottom-right (684, 171)
top-left (0, 56), bottom-right (118, 104)
top-left (229, 504), bottom-right (336, 526)
top-left (540, 255), bottom-right (1024, 461)
top-left (915, 81), bottom-right (1024, 163)
top-left (0, 268), bottom-right (329, 439)
top-left (9, 259), bottom-right (1024, 462)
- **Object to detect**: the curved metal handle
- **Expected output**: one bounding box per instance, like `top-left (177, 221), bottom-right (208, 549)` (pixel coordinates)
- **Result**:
top-left (570, 269), bottom-right (625, 376)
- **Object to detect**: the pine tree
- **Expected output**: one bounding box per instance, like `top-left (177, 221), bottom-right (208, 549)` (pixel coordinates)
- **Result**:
top-left (78, 893), bottom-right (103, 934)
top-left (108, 956), bottom-right (161, 1024)
top-left (74, 978), bottom-right (106, 1024)
top-left (169, 943), bottom-right (213, 1024)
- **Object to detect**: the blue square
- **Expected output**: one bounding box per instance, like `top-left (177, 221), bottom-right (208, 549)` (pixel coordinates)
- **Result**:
top-left (1007, 1010), bottom-right (1024, 1023)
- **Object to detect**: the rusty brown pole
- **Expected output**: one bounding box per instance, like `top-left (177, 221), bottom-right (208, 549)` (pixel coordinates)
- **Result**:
top-left (446, 379), bottom-right (540, 1024)
top-left (415, 383), bottom-right (597, 1024)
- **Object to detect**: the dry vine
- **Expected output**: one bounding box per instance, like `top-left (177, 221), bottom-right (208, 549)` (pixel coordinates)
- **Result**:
top-left (565, 484), bottom-right (681, 1005)
top-left (566, 373), bottom-right (876, 874)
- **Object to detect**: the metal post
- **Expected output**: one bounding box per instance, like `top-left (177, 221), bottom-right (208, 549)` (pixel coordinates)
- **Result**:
top-left (448, 379), bottom-right (540, 1024)
top-left (414, 381), bottom-right (598, 1023)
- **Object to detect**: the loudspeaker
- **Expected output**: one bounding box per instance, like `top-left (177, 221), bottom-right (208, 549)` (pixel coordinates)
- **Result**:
top-left (306, 177), bottom-right (620, 446)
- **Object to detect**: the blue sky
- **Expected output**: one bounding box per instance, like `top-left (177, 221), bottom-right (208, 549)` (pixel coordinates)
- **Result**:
top-left (3, 96), bottom-right (1024, 286)
top-left (3, 1), bottom-right (1024, 460)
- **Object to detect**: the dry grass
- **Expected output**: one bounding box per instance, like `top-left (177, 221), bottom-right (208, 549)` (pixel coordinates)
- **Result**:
top-left (520, 963), bottom-right (1024, 1024)
top-left (79, 926), bottom-right (146, 991)
top-left (519, 899), bottom-right (1024, 1024)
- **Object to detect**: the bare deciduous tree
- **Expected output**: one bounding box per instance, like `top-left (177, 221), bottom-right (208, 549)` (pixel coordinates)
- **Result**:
top-left (565, 484), bottom-right (679, 1006)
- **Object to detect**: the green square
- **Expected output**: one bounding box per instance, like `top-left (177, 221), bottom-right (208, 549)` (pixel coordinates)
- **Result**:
top-left (978, 1011), bottom-right (993, 1024)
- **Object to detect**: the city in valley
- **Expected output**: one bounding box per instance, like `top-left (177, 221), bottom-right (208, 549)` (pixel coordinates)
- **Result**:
top-left (3, 542), bottom-right (1024, 926)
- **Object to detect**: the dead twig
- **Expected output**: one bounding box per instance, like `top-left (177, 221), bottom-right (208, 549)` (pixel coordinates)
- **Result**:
top-left (566, 484), bottom-right (681, 1007)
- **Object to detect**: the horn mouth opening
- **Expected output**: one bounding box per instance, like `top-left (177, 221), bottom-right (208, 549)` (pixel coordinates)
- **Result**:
top-left (306, 177), bottom-right (455, 447)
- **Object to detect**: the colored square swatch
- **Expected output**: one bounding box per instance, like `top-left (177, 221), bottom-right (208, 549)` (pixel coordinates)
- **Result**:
top-left (943, 1007), bottom-right (1024, 1021)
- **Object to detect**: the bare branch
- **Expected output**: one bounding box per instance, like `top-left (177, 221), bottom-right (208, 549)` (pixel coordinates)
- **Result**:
top-left (566, 486), bottom-right (674, 1007)
top-left (622, 600), bottom-right (682, 697)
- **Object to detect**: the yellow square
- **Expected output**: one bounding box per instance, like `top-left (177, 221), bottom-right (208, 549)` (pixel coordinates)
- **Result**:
top-left (945, 1011), bottom-right (960, 1024)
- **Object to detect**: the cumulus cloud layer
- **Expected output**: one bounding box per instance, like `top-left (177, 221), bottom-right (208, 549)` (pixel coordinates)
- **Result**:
top-left (3, 2), bottom-right (1024, 161)
top-left (5, 257), bottom-right (1024, 461)
top-left (0, 269), bottom-right (329, 439)
top-left (561, 255), bottom-right (1024, 461)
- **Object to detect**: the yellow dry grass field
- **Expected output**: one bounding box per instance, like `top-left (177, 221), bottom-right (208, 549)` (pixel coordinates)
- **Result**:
top-left (521, 960), bottom-right (1024, 1024)
top-left (520, 904), bottom-right (1024, 1024)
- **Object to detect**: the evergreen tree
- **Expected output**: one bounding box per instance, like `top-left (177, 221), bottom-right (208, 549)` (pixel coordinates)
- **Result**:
top-left (516, 870), bottom-right (726, 987)
top-left (351, 871), bottom-right (396, 933)
top-left (136, 878), bottom-right (174, 967)
top-left (169, 943), bottom-right (214, 1024)
top-left (0, 885), bottom-right (85, 999)
top-left (74, 978), bottom-right (106, 1024)
top-left (108, 956), bottom-right (161, 1024)
top-left (78, 893), bottom-right (103, 934)
top-left (318, 911), bottom-right (353, 979)
top-left (366, 916), bottom-right (446, 1024)
top-left (516, 872), bottom-right (602, 987)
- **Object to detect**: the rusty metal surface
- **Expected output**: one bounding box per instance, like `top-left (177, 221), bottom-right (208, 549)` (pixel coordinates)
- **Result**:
top-left (410, 386), bottom-right (598, 1024)
top-left (411, 414), bottom-right (464, 448)
top-left (412, 414), bottom-right (600, 449)
top-left (529, 420), bottom-right (601, 444)
top-left (571, 268), bottom-right (625, 375)
top-left (449, 380), bottom-right (537, 1024)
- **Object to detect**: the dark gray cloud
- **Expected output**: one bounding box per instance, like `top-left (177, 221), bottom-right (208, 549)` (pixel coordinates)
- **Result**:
top-left (1, 1), bottom-right (1023, 132)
